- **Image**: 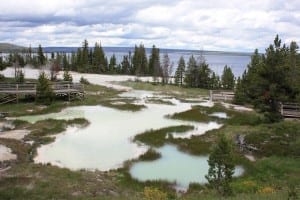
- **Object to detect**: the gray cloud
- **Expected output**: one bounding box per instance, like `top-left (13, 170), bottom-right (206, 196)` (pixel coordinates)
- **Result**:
top-left (0, 0), bottom-right (299, 52)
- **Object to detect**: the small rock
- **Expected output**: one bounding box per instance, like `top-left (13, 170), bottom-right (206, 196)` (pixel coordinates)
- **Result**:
top-left (72, 191), bottom-right (82, 196)
top-left (108, 190), bottom-right (119, 197)
top-left (96, 178), bottom-right (103, 182)
top-left (96, 191), bottom-right (104, 196)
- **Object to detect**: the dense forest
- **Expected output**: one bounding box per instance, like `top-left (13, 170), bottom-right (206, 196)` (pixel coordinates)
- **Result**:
top-left (2, 35), bottom-right (298, 115)
top-left (0, 40), bottom-right (235, 90)
top-left (234, 35), bottom-right (300, 121)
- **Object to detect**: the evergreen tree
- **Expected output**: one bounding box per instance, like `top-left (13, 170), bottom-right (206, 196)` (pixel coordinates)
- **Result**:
top-left (82, 39), bottom-right (89, 66)
top-left (161, 53), bottom-right (172, 84)
top-left (109, 54), bottom-right (117, 73)
top-left (0, 57), bottom-right (4, 70)
top-left (37, 44), bottom-right (45, 66)
top-left (26, 45), bottom-right (32, 64)
top-left (209, 72), bottom-right (221, 89)
top-left (184, 55), bottom-right (198, 87)
top-left (16, 53), bottom-right (25, 67)
top-left (93, 42), bottom-right (107, 73)
top-left (234, 77), bottom-right (247, 104)
top-left (221, 65), bottom-right (235, 90)
top-left (70, 52), bottom-right (77, 71)
top-left (80, 76), bottom-right (90, 85)
top-left (149, 45), bottom-right (160, 78)
top-left (76, 48), bottom-right (83, 72)
top-left (198, 60), bottom-right (211, 89)
top-left (62, 53), bottom-right (69, 70)
top-left (63, 70), bottom-right (73, 82)
top-left (88, 48), bottom-right (93, 65)
top-left (205, 134), bottom-right (235, 196)
top-left (36, 71), bottom-right (53, 104)
top-left (121, 55), bottom-right (130, 74)
top-left (234, 35), bottom-right (300, 121)
top-left (51, 52), bottom-right (55, 60)
top-left (132, 44), bottom-right (148, 75)
top-left (50, 59), bottom-right (60, 81)
top-left (15, 69), bottom-right (24, 83)
top-left (175, 56), bottom-right (185, 86)
top-left (287, 41), bottom-right (300, 100)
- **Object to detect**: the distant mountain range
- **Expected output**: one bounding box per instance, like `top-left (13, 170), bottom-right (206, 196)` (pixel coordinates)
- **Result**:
top-left (0, 43), bottom-right (253, 56)
top-left (0, 43), bottom-right (27, 52)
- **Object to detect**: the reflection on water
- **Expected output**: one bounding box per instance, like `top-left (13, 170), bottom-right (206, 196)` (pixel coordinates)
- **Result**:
top-left (18, 109), bottom-right (85, 124)
top-left (18, 90), bottom-right (225, 175)
top-left (130, 145), bottom-right (244, 190)
top-left (210, 112), bottom-right (228, 119)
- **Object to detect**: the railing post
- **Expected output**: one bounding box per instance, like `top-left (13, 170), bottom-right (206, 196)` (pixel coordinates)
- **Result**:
top-left (16, 84), bottom-right (19, 103)
top-left (34, 84), bottom-right (37, 102)
top-left (68, 83), bottom-right (70, 101)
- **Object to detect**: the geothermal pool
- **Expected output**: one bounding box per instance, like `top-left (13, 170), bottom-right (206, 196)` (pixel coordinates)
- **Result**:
top-left (18, 90), bottom-right (237, 189)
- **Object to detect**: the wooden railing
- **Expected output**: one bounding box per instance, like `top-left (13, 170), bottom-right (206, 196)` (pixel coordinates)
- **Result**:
top-left (0, 83), bottom-right (36, 92)
top-left (51, 83), bottom-right (84, 92)
top-left (210, 90), bottom-right (234, 102)
top-left (0, 83), bottom-right (84, 93)
top-left (0, 82), bottom-right (84, 103)
top-left (280, 103), bottom-right (300, 118)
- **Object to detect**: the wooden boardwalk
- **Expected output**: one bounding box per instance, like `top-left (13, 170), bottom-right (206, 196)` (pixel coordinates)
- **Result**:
top-left (0, 82), bottom-right (84, 104)
top-left (280, 103), bottom-right (300, 118)
top-left (210, 90), bottom-right (234, 102)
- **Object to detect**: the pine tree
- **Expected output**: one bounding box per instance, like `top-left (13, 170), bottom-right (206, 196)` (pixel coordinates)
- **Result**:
top-left (62, 53), bottom-right (69, 70)
top-left (209, 72), bottom-right (220, 89)
top-left (37, 44), bottom-right (45, 66)
top-left (0, 57), bottom-right (4, 70)
top-left (15, 69), bottom-right (24, 83)
top-left (221, 65), bottom-right (235, 90)
top-left (132, 44), bottom-right (148, 75)
top-left (121, 55), bottom-right (130, 74)
top-left (50, 60), bottom-right (60, 81)
top-left (93, 42), bottom-right (107, 73)
top-left (161, 53), bottom-right (172, 84)
top-left (26, 45), bottom-right (32, 64)
top-left (234, 35), bottom-right (300, 121)
top-left (76, 48), bottom-right (83, 71)
top-left (184, 55), bottom-right (198, 87)
top-left (82, 39), bottom-right (89, 66)
top-left (109, 54), bottom-right (117, 74)
top-left (288, 41), bottom-right (300, 100)
top-left (70, 52), bottom-right (77, 71)
top-left (234, 77), bottom-right (247, 104)
top-left (149, 45), bottom-right (160, 78)
top-left (63, 70), bottom-right (73, 82)
top-left (175, 56), bottom-right (185, 86)
top-left (36, 71), bottom-right (53, 104)
top-left (198, 60), bottom-right (211, 89)
top-left (205, 134), bottom-right (235, 196)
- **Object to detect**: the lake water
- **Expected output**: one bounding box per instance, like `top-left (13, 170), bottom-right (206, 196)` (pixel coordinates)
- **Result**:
top-left (1, 47), bottom-right (251, 77)
top-left (102, 48), bottom-right (251, 77)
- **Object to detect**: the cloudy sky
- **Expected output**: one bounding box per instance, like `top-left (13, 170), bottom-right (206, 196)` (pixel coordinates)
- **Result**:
top-left (0, 0), bottom-right (299, 52)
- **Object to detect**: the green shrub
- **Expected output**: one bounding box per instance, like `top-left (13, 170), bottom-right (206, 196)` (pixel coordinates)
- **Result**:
top-left (138, 148), bottom-right (161, 161)
top-left (79, 76), bottom-right (90, 85)
top-left (36, 71), bottom-right (54, 105)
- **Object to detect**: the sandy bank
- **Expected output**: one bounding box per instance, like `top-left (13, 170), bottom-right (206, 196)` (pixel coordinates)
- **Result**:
top-left (1, 67), bottom-right (154, 91)
top-left (0, 129), bottom-right (30, 140)
top-left (0, 144), bottom-right (17, 161)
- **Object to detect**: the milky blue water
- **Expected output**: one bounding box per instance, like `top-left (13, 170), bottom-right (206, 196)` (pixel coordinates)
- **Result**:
top-left (130, 145), bottom-right (244, 190)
